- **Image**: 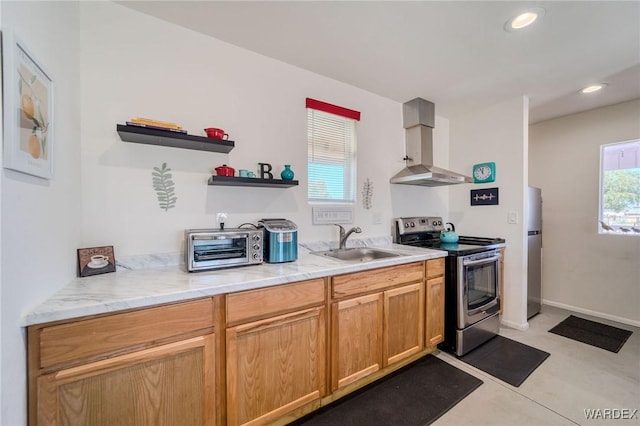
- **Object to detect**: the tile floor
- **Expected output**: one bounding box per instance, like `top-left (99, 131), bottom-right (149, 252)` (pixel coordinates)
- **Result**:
top-left (433, 305), bottom-right (640, 426)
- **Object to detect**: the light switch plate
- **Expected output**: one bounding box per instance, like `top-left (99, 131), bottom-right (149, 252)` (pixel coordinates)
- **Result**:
top-left (508, 211), bottom-right (518, 224)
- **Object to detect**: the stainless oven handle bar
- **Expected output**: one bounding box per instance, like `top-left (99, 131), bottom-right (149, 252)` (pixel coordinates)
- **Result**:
top-left (192, 234), bottom-right (247, 240)
top-left (462, 254), bottom-right (501, 267)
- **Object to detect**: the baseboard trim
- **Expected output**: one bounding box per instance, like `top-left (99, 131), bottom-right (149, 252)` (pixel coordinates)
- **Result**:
top-left (500, 318), bottom-right (529, 331)
top-left (542, 299), bottom-right (640, 328)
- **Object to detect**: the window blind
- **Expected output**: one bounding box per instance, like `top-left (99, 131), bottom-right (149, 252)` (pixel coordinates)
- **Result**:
top-left (307, 99), bottom-right (358, 203)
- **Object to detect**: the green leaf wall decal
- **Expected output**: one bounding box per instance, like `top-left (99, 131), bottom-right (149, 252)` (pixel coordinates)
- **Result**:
top-left (152, 162), bottom-right (178, 211)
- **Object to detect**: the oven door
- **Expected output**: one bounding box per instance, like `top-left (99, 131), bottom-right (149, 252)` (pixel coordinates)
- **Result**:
top-left (189, 232), bottom-right (251, 270)
top-left (457, 250), bottom-right (501, 328)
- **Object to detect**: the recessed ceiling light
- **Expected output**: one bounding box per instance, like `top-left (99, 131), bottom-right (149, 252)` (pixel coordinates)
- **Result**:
top-left (504, 7), bottom-right (546, 31)
top-left (580, 84), bottom-right (607, 94)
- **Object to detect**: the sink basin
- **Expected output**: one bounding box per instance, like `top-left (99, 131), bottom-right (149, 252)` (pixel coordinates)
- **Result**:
top-left (312, 248), bottom-right (403, 263)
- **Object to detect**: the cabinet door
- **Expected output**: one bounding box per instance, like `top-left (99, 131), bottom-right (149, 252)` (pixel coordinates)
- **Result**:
top-left (426, 276), bottom-right (445, 347)
top-left (331, 293), bottom-right (383, 391)
top-left (226, 307), bottom-right (326, 426)
top-left (36, 335), bottom-right (215, 426)
top-left (383, 283), bottom-right (424, 366)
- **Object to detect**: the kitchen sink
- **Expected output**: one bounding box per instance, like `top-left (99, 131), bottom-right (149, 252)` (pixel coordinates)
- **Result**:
top-left (311, 247), bottom-right (403, 263)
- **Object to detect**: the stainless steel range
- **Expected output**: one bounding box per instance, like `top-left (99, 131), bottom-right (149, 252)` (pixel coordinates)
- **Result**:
top-left (394, 216), bottom-right (506, 356)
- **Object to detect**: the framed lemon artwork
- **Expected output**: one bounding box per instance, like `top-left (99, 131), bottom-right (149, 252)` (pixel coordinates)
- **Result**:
top-left (2, 30), bottom-right (54, 179)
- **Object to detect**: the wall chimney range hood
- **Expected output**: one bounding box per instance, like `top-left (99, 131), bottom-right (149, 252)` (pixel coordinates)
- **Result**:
top-left (390, 98), bottom-right (473, 187)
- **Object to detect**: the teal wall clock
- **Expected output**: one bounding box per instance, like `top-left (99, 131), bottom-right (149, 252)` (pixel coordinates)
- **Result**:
top-left (473, 162), bottom-right (496, 183)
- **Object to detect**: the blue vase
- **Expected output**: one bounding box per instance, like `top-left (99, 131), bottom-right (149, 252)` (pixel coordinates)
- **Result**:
top-left (281, 165), bottom-right (295, 180)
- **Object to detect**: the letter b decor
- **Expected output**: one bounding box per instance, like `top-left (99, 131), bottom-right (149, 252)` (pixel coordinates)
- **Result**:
top-left (258, 163), bottom-right (273, 179)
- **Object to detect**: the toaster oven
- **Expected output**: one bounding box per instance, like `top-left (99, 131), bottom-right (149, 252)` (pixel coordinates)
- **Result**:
top-left (185, 228), bottom-right (263, 272)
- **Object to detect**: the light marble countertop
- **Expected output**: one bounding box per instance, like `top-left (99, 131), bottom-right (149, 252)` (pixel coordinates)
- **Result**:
top-left (23, 243), bottom-right (447, 326)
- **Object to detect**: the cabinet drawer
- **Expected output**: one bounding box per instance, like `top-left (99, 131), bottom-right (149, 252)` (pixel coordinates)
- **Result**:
top-left (36, 298), bottom-right (215, 369)
top-left (332, 262), bottom-right (424, 298)
top-left (426, 258), bottom-right (445, 279)
top-left (227, 278), bottom-right (326, 325)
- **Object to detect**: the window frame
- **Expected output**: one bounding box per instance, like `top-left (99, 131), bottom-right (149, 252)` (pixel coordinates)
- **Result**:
top-left (306, 98), bottom-right (360, 205)
top-left (598, 138), bottom-right (640, 236)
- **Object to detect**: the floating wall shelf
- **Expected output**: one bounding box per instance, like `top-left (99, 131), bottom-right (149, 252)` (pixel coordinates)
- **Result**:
top-left (208, 176), bottom-right (299, 188)
top-left (117, 124), bottom-right (234, 154)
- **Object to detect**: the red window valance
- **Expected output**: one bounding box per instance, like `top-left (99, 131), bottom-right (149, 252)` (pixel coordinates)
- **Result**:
top-left (305, 98), bottom-right (361, 121)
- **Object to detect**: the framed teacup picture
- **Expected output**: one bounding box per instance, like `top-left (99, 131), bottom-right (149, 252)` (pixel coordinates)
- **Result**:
top-left (77, 246), bottom-right (116, 277)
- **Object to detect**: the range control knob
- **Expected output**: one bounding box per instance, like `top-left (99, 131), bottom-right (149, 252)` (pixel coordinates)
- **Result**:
top-left (253, 252), bottom-right (261, 260)
top-left (252, 234), bottom-right (261, 242)
top-left (404, 223), bottom-right (410, 228)
top-left (432, 220), bottom-right (438, 226)
top-left (410, 222), bottom-right (416, 227)
top-left (253, 244), bottom-right (260, 251)
top-left (437, 220), bottom-right (443, 226)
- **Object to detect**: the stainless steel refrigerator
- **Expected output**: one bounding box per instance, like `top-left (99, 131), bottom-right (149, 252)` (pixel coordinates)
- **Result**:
top-left (527, 187), bottom-right (542, 319)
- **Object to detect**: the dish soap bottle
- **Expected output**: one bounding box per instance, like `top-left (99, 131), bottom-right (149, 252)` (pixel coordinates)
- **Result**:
top-left (281, 165), bottom-right (295, 180)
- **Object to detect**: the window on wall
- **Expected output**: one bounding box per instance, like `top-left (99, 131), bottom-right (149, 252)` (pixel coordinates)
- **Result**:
top-left (599, 139), bottom-right (640, 235)
top-left (306, 98), bottom-right (360, 204)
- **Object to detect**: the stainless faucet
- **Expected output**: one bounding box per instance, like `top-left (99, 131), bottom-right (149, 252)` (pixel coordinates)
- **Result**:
top-left (335, 224), bottom-right (362, 249)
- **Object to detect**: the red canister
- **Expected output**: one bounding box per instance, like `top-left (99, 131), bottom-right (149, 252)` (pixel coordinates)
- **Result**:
top-left (214, 164), bottom-right (235, 176)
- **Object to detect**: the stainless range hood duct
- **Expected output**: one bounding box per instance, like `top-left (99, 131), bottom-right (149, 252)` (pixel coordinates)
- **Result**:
top-left (390, 98), bottom-right (473, 186)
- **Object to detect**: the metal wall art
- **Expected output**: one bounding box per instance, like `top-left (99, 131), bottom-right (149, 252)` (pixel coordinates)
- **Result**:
top-left (362, 178), bottom-right (373, 210)
top-left (471, 187), bottom-right (499, 206)
top-left (152, 162), bottom-right (178, 211)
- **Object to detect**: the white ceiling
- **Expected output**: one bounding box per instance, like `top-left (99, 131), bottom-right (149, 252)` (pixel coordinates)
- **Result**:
top-left (120, 1), bottom-right (640, 123)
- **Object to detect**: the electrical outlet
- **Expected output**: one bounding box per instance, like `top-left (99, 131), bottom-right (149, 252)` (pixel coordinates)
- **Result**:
top-left (373, 212), bottom-right (383, 225)
top-left (216, 212), bottom-right (228, 223)
top-left (508, 211), bottom-right (518, 224)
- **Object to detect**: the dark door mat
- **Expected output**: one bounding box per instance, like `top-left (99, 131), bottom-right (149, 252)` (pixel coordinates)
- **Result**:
top-left (289, 355), bottom-right (483, 426)
top-left (548, 315), bottom-right (633, 353)
top-left (459, 335), bottom-right (550, 387)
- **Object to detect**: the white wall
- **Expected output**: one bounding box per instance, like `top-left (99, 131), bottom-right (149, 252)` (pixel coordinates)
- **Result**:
top-left (529, 99), bottom-right (640, 325)
top-left (78, 2), bottom-right (443, 256)
top-left (0, 3), bottom-right (4, 423)
top-left (1, 2), bottom-right (81, 425)
top-left (0, 1), bottom-right (458, 421)
top-left (1, 2), bottom-right (450, 420)
top-left (449, 97), bottom-right (529, 329)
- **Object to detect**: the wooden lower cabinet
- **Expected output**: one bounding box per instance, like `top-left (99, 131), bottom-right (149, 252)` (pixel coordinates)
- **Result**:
top-left (28, 298), bottom-right (219, 426)
top-left (225, 279), bottom-right (327, 426)
top-left (426, 258), bottom-right (445, 348)
top-left (331, 283), bottom-right (424, 391)
top-left (36, 334), bottom-right (216, 426)
top-left (331, 293), bottom-right (383, 390)
top-left (384, 283), bottom-right (424, 365)
top-left (425, 275), bottom-right (445, 347)
top-left (28, 262), bottom-right (446, 426)
top-left (226, 308), bottom-right (326, 426)
top-left (330, 262), bottom-right (426, 392)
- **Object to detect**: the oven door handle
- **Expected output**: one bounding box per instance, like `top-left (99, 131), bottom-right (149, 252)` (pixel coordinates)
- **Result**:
top-left (193, 234), bottom-right (246, 240)
top-left (463, 254), bottom-right (501, 267)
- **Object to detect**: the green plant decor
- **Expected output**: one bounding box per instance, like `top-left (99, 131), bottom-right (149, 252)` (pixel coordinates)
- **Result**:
top-left (152, 162), bottom-right (177, 211)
